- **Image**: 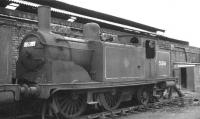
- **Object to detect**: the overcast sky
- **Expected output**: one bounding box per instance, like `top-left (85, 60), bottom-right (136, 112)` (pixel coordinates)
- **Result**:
top-left (58, 0), bottom-right (200, 47)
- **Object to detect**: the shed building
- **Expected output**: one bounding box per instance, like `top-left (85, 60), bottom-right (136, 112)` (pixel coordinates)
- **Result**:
top-left (0, 0), bottom-right (200, 91)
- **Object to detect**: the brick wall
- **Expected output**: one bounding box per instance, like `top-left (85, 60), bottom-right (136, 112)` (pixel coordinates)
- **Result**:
top-left (0, 8), bottom-right (200, 78)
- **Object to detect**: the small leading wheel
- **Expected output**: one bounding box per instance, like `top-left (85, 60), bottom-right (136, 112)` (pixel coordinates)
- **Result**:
top-left (54, 92), bottom-right (87, 118)
top-left (99, 91), bottom-right (122, 110)
top-left (136, 87), bottom-right (150, 105)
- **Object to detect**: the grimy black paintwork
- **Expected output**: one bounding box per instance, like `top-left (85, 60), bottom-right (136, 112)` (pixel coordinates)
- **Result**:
top-left (0, 6), bottom-right (177, 118)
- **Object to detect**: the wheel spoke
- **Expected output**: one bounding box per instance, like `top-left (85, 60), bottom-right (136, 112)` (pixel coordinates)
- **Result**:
top-left (68, 103), bottom-right (73, 115)
top-left (99, 91), bottom-right (122, 110)
top-left (72, 103), bottom-right (76, 115)
top-left (137, 87), bottom-right (150, 105)
top-left (53, 93), bottom-right (86, 118)
top-left (60, 100), bottom-right (67, 109)
top-left (63, 101), bottom-right (71, 113)
top-left (74, 103), bottom-right (79, 112)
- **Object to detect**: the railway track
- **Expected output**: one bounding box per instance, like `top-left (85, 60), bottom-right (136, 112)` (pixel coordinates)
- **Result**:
top-left (2, 95), bottom-right (199, 119)
top-left (75, 96), bottom-right (199, 119)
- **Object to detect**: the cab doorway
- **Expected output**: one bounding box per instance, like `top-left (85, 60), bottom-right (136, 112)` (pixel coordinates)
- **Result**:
top-left (180, 68), bottom-right (187, 89)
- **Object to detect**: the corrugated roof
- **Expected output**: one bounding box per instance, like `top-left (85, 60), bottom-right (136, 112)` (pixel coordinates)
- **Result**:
top-left (3, 0), bottom-right (165, 33)
top-left (0, 0), bottom-right (189, 45)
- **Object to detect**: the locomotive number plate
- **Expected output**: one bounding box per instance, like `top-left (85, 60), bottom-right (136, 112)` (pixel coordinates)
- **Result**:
top-left (24, 41), bottom-right (36, 47)
top-left (158, 60), bottom-right (167, 66)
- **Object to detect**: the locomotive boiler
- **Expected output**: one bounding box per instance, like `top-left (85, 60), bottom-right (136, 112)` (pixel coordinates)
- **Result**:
top-left (0, 5), bottom-right (181, 119)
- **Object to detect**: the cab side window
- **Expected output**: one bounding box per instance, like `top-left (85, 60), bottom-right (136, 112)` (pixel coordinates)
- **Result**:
top-left (145, 40), bottom-right (156, 59)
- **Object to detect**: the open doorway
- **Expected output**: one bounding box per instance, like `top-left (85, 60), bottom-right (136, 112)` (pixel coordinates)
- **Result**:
top-left (180, 68), bottom-right (187, 88)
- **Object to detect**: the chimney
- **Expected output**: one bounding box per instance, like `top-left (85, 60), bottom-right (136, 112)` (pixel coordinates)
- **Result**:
top-left (38, 6), bottom-right (51, 32)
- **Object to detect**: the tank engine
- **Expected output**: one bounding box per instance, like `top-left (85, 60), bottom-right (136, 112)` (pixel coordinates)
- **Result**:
top-left (0, 6), bottom-right (181, 119)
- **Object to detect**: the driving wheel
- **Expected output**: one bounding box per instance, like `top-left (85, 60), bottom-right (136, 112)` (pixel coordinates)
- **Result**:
top-left (136, 87), bottom-right (150, 105)
top-left (54, 92), bottom-right (87, 118)
top-left (99, 91), bottom-right (122, 110)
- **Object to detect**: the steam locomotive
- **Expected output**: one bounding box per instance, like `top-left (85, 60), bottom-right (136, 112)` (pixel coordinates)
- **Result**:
top-left (0, 6), bottom-right (181, 119)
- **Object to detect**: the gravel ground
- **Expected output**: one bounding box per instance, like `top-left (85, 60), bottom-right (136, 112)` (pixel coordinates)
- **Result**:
top-left (123, 89), bottom-right (200, 119)
top-left (123, 105), bottom-right (200, 119)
